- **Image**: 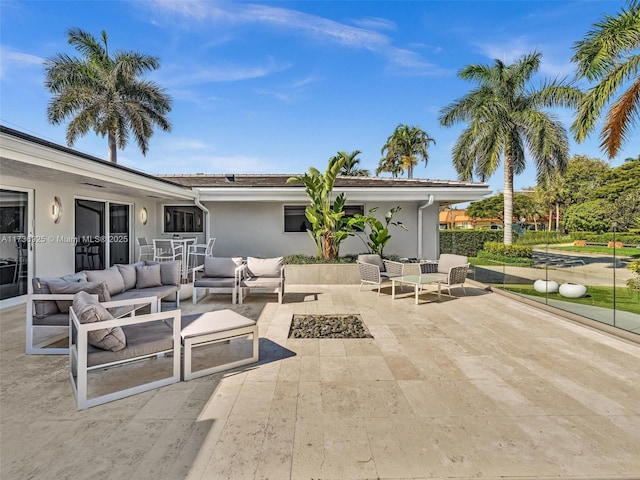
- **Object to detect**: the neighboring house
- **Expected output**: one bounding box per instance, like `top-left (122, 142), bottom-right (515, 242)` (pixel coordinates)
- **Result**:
top-left (0, 125), bottom-right (490, 308)
top-left (439, 209), bottom-right (502, 230)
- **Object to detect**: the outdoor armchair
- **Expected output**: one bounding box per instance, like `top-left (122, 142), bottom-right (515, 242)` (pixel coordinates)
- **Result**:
top-left (357, 254), bottom-right (404, 295)
top-left (192, 256), bottom-right (244, 304)
top-left (238, 256), bottom-right (285, 304)
top-left (419, 253), bottom-right (469, 296)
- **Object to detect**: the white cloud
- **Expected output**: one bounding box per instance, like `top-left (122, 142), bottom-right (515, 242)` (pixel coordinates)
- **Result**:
top-left (0, 46), bottom-right (43, 79)
top-left (163, 58), bottom-right (291, 86)
top-left (350, 16), bottom-right (397, 32)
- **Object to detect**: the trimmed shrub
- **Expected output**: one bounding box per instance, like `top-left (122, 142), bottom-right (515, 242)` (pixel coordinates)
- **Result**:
top-left (568, 232), bottom-right (640, 245)
top-left (483, 241), bottom-right (533, 259)
top-left (515, 231), bottom-right (571, 245)
top-left (439, 230), bottom-right (503, 257)
top-left (476, 250), bottom-right (534, 266)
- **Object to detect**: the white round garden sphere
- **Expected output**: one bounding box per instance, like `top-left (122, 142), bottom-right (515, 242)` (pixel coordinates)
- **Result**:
top-left (533, 279), bottom-right (559, 293)
top-left (559, 283), bottom-right (587, 298)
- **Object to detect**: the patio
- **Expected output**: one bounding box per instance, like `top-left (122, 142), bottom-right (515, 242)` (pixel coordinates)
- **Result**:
top-left (2, 283), bottom-right (640, 479)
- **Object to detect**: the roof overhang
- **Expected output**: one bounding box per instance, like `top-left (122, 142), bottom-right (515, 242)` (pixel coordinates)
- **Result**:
top-left (0, 128), bottom-right (196, 201)
top-left (195, 185), bottom-right (491, 204)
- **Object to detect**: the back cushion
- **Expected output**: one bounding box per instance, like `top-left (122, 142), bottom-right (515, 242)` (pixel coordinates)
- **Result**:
top-left (437, 254), bottom-right (468, 273)
top-left (32, 272), bottom-right (88, 318)
top-left (144, 260), bottom-right (181, 286)
top-left (358, 254), bottom-right (385, 272)
top-left (135, 264), bottom-right (163, 289)
top-left (204, 257), bottom-right (244, 278)
top-left (246, 257), bottom-right (283, 278)
top-left (72, 291), bottom-right (126, 352)
top-left (48, 281), bottom-right (111, 312)
top-left (116, 263), bottom-right (143, 291)
top-left (86, 266), bottom-right (125, 296)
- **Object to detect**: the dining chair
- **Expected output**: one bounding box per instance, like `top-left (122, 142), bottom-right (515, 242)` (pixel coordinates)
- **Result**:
top-left (187, 237), bottom-right (216, 269)
top-left (136, 237), bottom-right (155, 261)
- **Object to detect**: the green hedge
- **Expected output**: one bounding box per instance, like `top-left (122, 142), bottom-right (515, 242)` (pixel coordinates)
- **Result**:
top-left (568, 232), bottom-right (640, 244)
top-left (476, 250), bottom-right (534, 266)
top-left (483, 241), bottom-right (533, 258)
top-left (515, 231), bottom-right (571, 245)
top-left (439, 230), bottom-right (503, 257)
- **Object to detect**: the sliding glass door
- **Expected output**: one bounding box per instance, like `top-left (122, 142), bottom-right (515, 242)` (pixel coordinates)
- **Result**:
top-left (0, 188), bottom-right (31, 302)
top-left (75, 199), bottom-right (130, 272)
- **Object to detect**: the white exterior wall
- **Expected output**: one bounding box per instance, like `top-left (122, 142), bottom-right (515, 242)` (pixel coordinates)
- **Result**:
top-left (205, 200), bottom-right (440, 259)
top-left (1, 174), bottom-right (162, 278)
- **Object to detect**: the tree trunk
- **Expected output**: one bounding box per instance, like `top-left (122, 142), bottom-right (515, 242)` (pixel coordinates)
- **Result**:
top-left (108, 130), bottom-right (118, 163)
top-left (555, 203), bottom-right (560, 231)
top-left (548, 208), bottom-right (553, 231)
top-left (503, 154), bottom-right (514, 245)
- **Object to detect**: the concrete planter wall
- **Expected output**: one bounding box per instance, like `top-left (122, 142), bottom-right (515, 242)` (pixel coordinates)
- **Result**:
top-left (285, 264), bottom-right (361, 285)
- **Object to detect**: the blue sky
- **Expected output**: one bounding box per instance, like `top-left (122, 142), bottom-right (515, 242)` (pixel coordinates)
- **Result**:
top-left (1, 0), bottom-right (637, 194)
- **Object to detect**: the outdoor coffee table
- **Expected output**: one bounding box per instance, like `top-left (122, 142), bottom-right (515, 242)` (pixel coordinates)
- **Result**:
top-left (391, 274), bottom-right (442, 304)
top-left (181, 309), bottom-right (259, 380)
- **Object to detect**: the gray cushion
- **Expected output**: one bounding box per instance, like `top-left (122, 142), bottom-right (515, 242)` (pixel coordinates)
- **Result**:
top-left (113, 285), bottom-right (178, 302)
top-left (72, 291), bottom-right (126, 352)
top-left (48, 281), bottom-right (111, 312)
top-left (204, 257), bottom-right (243, 278)
top-left (245, 257), bottom-right (283, 278)
top-left (437, 254), bottom-right (468, 274)
top-left (136, 264), bottom-right (162, 288)
top-left (116, 263), bottom-right (143, 291)
top-left (32, 272), bottom-right (88, 318)
top-left (358, 254), bottom-right (385, 272)
top-left (86, 266), bottom-right (125, 296)
top-left (145, 260), bottom-right (181, 286)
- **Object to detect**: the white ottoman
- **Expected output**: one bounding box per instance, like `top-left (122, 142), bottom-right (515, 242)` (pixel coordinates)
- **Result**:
top-left (559, 283), bottom-right (587, 298)
top-left (181, 309), bottom-right (259, 380)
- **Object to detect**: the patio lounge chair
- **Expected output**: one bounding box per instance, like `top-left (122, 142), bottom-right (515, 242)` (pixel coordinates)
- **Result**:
top-left (357, 254), bottom-right (404, 295)
top-left (69, 292), bottom-right (181, 410)
top-left (238, 256), bottom-right (285, 304)
top-left (192, 256), bottom-right (244, 304)
top-left (419, 253), bottom-right (469, 296)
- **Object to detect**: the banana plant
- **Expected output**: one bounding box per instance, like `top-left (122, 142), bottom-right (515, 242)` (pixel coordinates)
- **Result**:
top-left (288, 156), bottom-right (362, 260)
top-left (355, 206), bottom-right (407, 257)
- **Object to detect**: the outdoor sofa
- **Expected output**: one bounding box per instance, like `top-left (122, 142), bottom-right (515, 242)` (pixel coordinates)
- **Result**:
top-left (27, 260), bottom-right (181, 354)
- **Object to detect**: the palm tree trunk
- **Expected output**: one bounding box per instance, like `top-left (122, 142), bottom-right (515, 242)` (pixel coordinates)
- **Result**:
top-left (108, 129), bottom-right (118, 163)
top-left (503, 154), bottom-right (514, 245)
top-left (555, 203), bottom-right (560, 231)
top-left (548, 208), bottom-right (553, 231)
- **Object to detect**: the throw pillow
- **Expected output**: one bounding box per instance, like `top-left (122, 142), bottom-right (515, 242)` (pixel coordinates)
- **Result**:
top-left (246, 257), bottom-right (283, 278)
top-left (48, 281), bottom-right (111, 312)
top-left (358, 254), bottom-right (385, 272)
top-left (145, 260), bottom-right (180, 286)
top-left (31, 272), bottom-right (88, 318)
top-left (136, 264), bottom-right (162, 288)
top-left (204, 257), bottom-right (244, 278)
top-left (115, 263), bottom-right (143, 291)
top-left (72, 291), bottom-right (126, 352)
top-left (86, 265), bottom-right (125, 296)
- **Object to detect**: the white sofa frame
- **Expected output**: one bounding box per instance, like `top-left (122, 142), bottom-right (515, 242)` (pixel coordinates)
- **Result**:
top-left (191, 263), bottom-right (244, 305)
top-left (69, 297), bottom-right (181, 410)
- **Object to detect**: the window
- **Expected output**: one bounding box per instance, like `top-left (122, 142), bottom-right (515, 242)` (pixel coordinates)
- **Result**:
top-left (283, 205), bottom-right (364, 233)
top-left (164, 205), bottom-right (204, 233)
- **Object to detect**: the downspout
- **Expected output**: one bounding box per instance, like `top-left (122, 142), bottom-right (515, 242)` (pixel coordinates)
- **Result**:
top-left (194, 194), bottom-right (210, 242)
top-left (417, 195), bottom-right (435, 259)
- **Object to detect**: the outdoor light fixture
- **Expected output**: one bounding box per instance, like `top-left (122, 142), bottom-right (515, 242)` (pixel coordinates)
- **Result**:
top-left (52, 196), bottom-right (62, 223)
top-left (140, 207), bottom-right (148, 225)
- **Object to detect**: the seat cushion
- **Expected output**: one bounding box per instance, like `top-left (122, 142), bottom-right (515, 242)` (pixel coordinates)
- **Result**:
top-left (194, 278), bottom-right (237, 288)
top-left (48, 280), bottom-right (111, 312)
top-left (136, 264), bottom-right (162, 288)
top-left (245, 257), bottom-right (283, 278)
top-left (240, 277), bottom-right (282, 288)
top-left (112, 285), bottom-right (178, 302)
top-left (358, 254), bottom-right (385, 272)
top-left (204, 257), bottom-right (243, 278)
top-left (437, 254), bottom-right (468, 274)
top-left (72, 291), bottom-right (126, 352)
top-left (32, 272), bottom-right (88, 318)
top-left (86, 266), bottom-right (126, 296)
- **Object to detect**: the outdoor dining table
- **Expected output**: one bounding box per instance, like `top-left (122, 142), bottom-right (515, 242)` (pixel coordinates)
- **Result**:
top-left (391, 274), bottom-right (442, 304)
top-left (154, 237), bottom-right (197, 280)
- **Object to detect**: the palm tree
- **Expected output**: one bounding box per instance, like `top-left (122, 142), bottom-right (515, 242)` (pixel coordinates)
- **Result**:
top-left (572, 0), bottom-right (640, 159)
top-left (44, 28), bottom-right (172, 163)
top-left (336, 150), bottom-right (371, 176)
top-left (378, 124), bottom-right (435, 179)
top-left (439, 52), bottom-right (582, 244)
top-left (375, 156), bottom-right (403, 177)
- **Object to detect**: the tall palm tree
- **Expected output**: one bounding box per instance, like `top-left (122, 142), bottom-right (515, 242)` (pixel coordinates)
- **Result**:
top-left (375, 156), bottom-right (403, 177)
top-left (44, 28), bottom-right (172, 163)
top-left (572, 0), bottom-right (640, 159)
top-left (379, 124), bottom-right (435, 179)
top-left (335, 150), bottom-right (371, 176)
top-left (439, 52), bottom-right (582, 244)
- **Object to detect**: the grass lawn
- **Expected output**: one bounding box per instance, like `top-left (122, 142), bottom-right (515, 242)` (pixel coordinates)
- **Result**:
top-left (504, 284), bottom-right (640, 315)
top-left (541, 245), bottom-right (640, 258)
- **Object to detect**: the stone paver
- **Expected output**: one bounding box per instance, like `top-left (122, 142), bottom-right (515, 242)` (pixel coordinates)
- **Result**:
top-left (1, 284), bottom-right (640, 479)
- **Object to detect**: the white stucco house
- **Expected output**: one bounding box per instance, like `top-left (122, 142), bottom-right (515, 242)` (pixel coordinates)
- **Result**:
top-left (0, 125), bottom-right (490, 308)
